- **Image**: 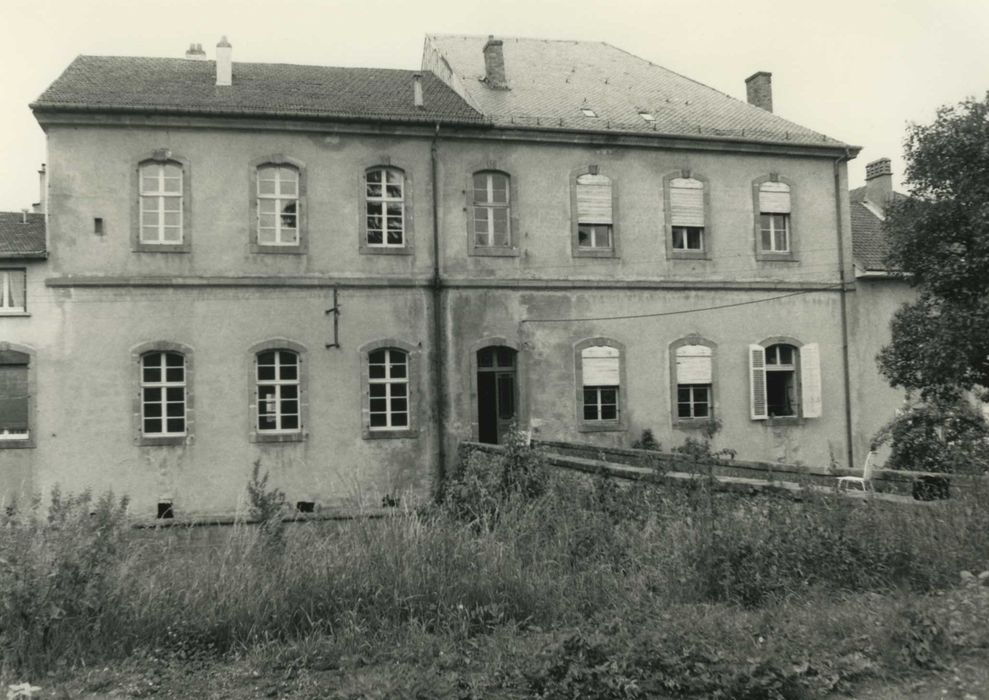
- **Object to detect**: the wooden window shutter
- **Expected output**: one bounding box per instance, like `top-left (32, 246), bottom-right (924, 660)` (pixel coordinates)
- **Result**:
top-left (670, 178), bottom-right (705, 227)
top-left (465, 174), bottom-right (476, 242)
top-left (582, 346), bottom-right (620, 386)
top-left (576, 174), bottom-right (613, 224)
top-left (676, 345), bottom-right (712, 384)
top-left (799, 342), bottom-right (822, 418)
top-left (749, 344), bottom-right (768, 419)
top-left (0, 365), bottom-right (28, 431)
top-left (759, 182), bottom-right (791, 213)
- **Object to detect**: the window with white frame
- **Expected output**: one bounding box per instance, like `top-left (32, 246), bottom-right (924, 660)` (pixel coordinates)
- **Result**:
top-left (368, 348), bottom-right (409, 430)
top-left (670, 177), bottom-right (705, 252)
top-left (749, 341), bottom-right (821, 420)
top-left (0, 349), bottom-right (29, 440)
top-left (139, 162), bottom-right (183, 244)
top-left (0, 270), bottom-right (26, 313)
top-left (472, 171), bottom-right (511, 247)
top-left (576, 173), bottom-right (614, 250)
top-left (366, 168), bottom-right (405, 248)
top-left (141, 351), bottom-right (186, 437)
top-left (256, 350), bottom-right (301, 432)
top-left (581, 345), bottom-right (620, 422)
top-left (758, 181), bottom-right (791, 253)
top-left (675, 344), bottom-right (713, 419)
top-left (257, 165), bottom-right (299, 246)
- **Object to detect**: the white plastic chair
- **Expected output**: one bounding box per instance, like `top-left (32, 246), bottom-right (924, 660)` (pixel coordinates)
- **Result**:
top-left (837, 450), bottom-right (876, 493)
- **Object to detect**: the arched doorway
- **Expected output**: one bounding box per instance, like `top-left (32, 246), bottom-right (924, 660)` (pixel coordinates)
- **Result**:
top-left (476, 345), bottom-right (517, 444)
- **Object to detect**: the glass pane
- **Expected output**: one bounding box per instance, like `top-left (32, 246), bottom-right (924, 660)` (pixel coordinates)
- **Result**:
top-left (477, 348), bottom-right (494, 367)
top-left (281, 415), bottom-right (299, 430)
top-left (369, 365), bottom-right (386, 380)
top-left (390, 362), bottom-right (407, 379)
top-left (601, 404), bottom-right (617, 420)
top-left (280, 364), bottom-right (298, 381)
top-left (391, 398), bottom-right (408, 413)
top-left (144, 387), bottom-right (161, 403)
top-left (761, 228), bottom-right (773, 250)
top-left (778, 345), bottom-right (794, 365)
top-left (391, 383), bottom-right (407, 398)
top-left (143, 366), bottom-right (161, 383)
top-left (144, 401), bottom-right (162, 418)
top-left (386, 202), bottom-right (402, 217)
top-left (677, 387), bottom-right (690, 402)
top-left (495, 347), bottom-right (515, 367)
top-left (367, 202), bottom-right (382, 217)
top-left (166, 387), bottom-right (184, 402)
top-left (279, 176), bottom-right (297, 197)
top-left (472, 174), bottom-right (489, 202)
top-left (141, 176), bottom-right (159, 193)
top-left (677, 403), bottom-right (692, 418)
top-left (257, 364), bottom-right (275, 381)
top-left (578, 226), bottom-right (591, 247)
top-left (369, 383), bottom-right (386, 397)
top-left (490, 174), bottom-right (508, 203)
top-left (258, 179), bottom-right (276, 195)
top-left (259, 214), bottom-right (277, 229)
top-left (386, 184), bottom-right (402, 198)
top-left (583, 404), bottom-right (597, 420)
top-left (387, 229), bottom-right (403, 245)
top-left (166, 402), bottom-right (184, 417)
top-left (281, 400), bottom-right (298, 415)
top-left (688, 228), bottom-right (702, 250)
top-left (391, 412), bottom-right (408, 427)
top-left (775, 226), bottom-right (788, 252)
top-left (259, 199), bottom-right (276, 214)
top-left (257, 351), bottom-right (276, 364)
top-left (497, 374), bottom-right (514, 419)
top-left (387, 216), bottom-right (403, 231)
top-left (370, 398), bottom-right (387, 413)
top-left (694, 403), bottom-right (709, 417)
top-left (492, 209), bottom-right (509, 246)
top-left (367, 183), bottom-right (383, 198)
top-left (166, 418), bottom-right (185, 433)
top-left (163, 212), bottom-right (180, 227)
top-left (144, 418), bottom-right (162, 433)
top-left (162, 227), bottom-right (182, 243)
top-left (369, 349), bottom-right (386, 364)
top-left (367, 228), bottom-right (383, 245)
top-left (163, 197), bottom-right (181, 213)
top-left (366, 170), bottom-right (382, 185)
top-left (280, 385), bottom-right (298, 400)
top-left (600, 388), bottom-right (617, 404)
top-left (370, 413), bottom-right (387, 427)
top-left (386, 170), bottom-right (402, 185)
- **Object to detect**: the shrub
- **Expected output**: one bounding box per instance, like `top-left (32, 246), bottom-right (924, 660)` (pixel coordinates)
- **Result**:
top-left (0, 488), bottom-right (130, 674)
top-left (631, 429), bottom-right (661, 451)
top-left (246, 460), bottom-right (286, 544)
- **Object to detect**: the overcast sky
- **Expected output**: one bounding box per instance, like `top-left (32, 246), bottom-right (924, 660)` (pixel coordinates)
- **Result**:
top-left (1, 0), bottom-right (987, 211)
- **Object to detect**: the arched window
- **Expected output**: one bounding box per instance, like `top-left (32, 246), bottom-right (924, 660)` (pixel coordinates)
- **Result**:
top-left (749, 340), bottom-right (821, 419)
top-left (365, 167), bottom-right (406, 248)
top-left (471, 171), bottom-right (511, 248)
top-left (575, 338), bottom-right (626, 432)
top-left (256, 165), bottom-right (300, 246)
top-left (140, 351), bottom-right (187, 437)
top-left (255, 349), bottom-right (301, 433)
top-left (361, 340), bottom-right (417, 439)
top-left (139, 161), bottom-right (183, 244)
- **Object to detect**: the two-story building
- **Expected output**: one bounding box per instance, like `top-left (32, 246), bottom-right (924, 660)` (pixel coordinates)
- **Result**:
top-left (3, 34), bottom-right (874, 518)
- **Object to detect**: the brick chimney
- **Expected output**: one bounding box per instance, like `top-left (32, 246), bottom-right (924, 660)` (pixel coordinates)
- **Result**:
top-left (865, 158), bottom-right (893, 210)
top-left (185, 43), bottom-right (206, 60)
top-left (482, 35), bottom-right (508, 89)
top-left (215, 36), bottom-right (232, 86)
top-left (745, 71), bottom-right (773, 112)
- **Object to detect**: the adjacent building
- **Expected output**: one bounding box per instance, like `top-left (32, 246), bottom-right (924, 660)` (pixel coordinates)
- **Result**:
top-left (2, 34), bottom-right (914, 518)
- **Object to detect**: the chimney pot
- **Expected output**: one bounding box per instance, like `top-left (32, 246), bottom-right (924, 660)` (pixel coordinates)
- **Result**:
top-left (215, 36), bottom-right (232, 86)
top-left (745, 71), bottom-right (773, 112)
top-left (185, 42), bottom-right (206, 60)
top-left (412, 72), bottom-right (424, 108)
top-left (482, 35), bottom-right (508, 90)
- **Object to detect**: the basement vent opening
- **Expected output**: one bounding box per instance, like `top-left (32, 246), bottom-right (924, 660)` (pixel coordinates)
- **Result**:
top-left (94, 218), bottom-right (104, 235)
top-left (295, 501), bottom-right (315, 514)
top-left (580, 107), bottom-right (598, 118)
top-left (381, 494), bottom-right (401, 508)
top-left (157, 501), bottom-right (174, 519)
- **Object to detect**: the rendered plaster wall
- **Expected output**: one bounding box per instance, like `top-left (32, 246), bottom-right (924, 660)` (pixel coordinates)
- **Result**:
top-left (847, 278), bottom-right (916, 466)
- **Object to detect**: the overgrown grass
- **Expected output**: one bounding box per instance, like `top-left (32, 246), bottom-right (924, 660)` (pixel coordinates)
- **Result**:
top-left (3, 444), bottom-right (989, 696)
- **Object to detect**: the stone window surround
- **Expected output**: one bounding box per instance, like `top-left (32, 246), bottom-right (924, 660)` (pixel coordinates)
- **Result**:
top-left (359, 158), bottom-right (416, 256)
top-left (359, 338), bottom-right (420, 439)
top-left (465, 160), bottom-right (520, 258)
top-left (467, 336), bottom-right (526, 441)
top-left (663, 169), bottom-right (712, 261)
top-left (248, 338), bottom-right (309, 443)
top-left (752, 173), bottom-right (798, 262)
top-left (131, 149), bottom-right (192, 254)
top-left (570, 164), bottom-right (620, 259)
top-left (573, 336), bottom-right (628, 433)
top-left (130, 340), bottom-right (195, 447)
top-left (668, 335), bottom-right (718, 430)
top-left (753, 335), bottom-right (805, 425)
top-left (249, 155), bottom-right (308, 256)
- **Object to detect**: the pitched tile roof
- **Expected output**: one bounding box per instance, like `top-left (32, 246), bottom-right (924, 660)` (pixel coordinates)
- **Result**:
top-left (423, 35), bottom-right (854, 149)
top-left (0, 212), bottom-right (46, 258)
top-left (849, 186), bottom-right (907, 273)
top-left (32, 55), bottom-right (484, 126)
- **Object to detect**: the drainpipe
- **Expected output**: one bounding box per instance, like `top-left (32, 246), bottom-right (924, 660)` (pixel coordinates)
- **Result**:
top-left (430, 124), bottom-right (447, 487)
top-left (834, 149), bottom-right (855, 470)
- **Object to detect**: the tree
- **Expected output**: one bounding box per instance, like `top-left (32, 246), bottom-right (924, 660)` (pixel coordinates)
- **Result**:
top-left (877, 93), bottom-right (989, 403)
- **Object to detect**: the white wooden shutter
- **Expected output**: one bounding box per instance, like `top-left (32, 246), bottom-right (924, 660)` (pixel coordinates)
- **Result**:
top-left (800, 342), bottom-right (822, 418)
top-left (749, 344), bottom-right (768, 419)
top-left (676, 345), bottom-right (712, 384)
top-left (582, 346), bottom-right (620, 386)
top-left (670, 178), bottom-right (705, 227)
top-left (576, 174), bottom-right (613, 224)
top-left (759, 182), bottom-right (791, 213)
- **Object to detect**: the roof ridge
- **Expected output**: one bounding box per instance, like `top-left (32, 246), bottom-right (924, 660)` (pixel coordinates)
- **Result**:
top-left (73, 54), bottom-right (433, 74)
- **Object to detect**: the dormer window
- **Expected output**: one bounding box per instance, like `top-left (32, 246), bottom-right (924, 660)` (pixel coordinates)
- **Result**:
top-left (638, 111), bottom-right (655, 122)
top-left (580, 107), bottom-right (597, 118)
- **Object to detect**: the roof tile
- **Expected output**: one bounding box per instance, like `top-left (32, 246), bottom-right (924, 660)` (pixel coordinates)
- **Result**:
top-left (0, 212), bottom-right (46, 258)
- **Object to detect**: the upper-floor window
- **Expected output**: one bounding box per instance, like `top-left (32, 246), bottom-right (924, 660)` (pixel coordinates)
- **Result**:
top-left (471, 171), bottom-right (511, 248)
top-left (141, 351), bottom-right (187, 438)
top-left (0, 348), bottom-right (30, 443)
top-left (757, 180), bottom-right (792, 254)
top-left (0, 270), bottom-right (26, 314)
top-left (749, 340), bottom-right (821, 420)
top-left (257, 165), bottom-right (299, 246)
top-left (139, 162), bottom-right (183, 244)
top-left (575, 173), bottom-right (614, 252)
top-left (674, 342), bottom-right (713, 421)
top-left (365, 167), bottom-right (405, 248)
top-left (670, 177), bottom-right (705, 252)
